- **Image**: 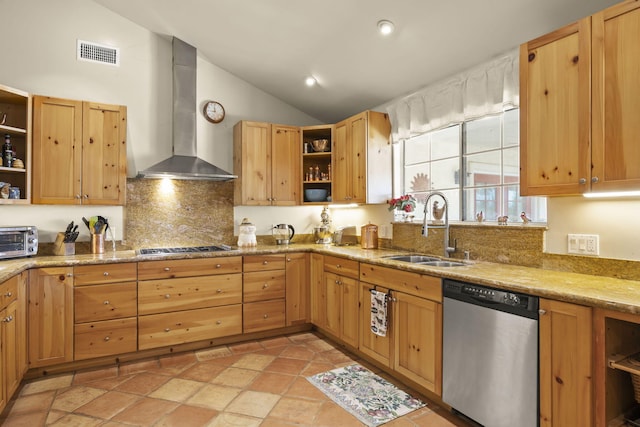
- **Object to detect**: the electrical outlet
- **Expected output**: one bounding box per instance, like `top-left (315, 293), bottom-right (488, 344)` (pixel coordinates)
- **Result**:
top-left (567, 234), bottom-right (599, 256)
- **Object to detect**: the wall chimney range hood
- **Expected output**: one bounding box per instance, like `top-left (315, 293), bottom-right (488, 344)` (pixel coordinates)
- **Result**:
top-left (137, 37), bottom-right (236, 181)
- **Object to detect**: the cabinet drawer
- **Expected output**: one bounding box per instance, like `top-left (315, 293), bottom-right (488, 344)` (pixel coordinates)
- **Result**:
top-left (243, 270), bottom-right (286, 303)
top-left (74, 317), bottom-right (138, 360)
top-left (243, 254), bottom-right (286, 272)
top-left (138, 274), bottom-right (242, 315)
top-left (74, 263), bottom-right (137, 285)
top-left (324, 255), bottom-right (359, 279)
top-left (138, 304), bottom-right (242, 350)
top-left (0, 275), bottom-right (18, 308)
top-left (360, 263), bottom-right (442, 302)
top-left (243, 299), bottom-right (286, 333)
top-left (138, 256), bottom-right (242, 280)
top-left (75, 282), bottom-right (137, 322)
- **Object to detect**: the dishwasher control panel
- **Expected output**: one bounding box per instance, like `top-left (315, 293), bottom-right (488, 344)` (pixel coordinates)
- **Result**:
top-left (443, 279), bottom-right (539, 317)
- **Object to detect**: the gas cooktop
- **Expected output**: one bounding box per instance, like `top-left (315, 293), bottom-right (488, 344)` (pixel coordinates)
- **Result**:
top-left (137, 245), bottom-right (232, 255)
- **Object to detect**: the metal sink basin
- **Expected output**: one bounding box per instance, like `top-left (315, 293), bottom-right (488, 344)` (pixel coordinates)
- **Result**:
top-left (419, 260), bottom-right (466, 267)
top-left (383, 255), bottom-right (441, 263)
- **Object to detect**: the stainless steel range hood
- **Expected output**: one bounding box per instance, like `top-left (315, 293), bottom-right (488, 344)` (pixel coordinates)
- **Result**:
top-left (137, 37), bottom-right (236, 181)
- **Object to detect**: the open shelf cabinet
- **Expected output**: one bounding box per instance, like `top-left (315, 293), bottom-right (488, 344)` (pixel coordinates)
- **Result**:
top-left (301, 125), bottom-right (333, 205)
top-left (0, 84), bottom-right (31, 204)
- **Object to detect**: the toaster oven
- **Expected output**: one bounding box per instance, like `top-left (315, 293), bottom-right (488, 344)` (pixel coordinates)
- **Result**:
top-left (0, 226), bottom-right (38, 259)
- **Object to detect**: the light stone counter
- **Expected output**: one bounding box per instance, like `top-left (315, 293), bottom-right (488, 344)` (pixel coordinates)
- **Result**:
top-left (2, 244), bottom-right (639, 315)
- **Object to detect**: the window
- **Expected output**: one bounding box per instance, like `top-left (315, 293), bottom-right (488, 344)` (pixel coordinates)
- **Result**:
top-left (401, 108), bottom-right (547, 223)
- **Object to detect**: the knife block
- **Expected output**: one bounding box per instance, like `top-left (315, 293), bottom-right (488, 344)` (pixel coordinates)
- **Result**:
top-left (53, 232), bottom-right (75, 256)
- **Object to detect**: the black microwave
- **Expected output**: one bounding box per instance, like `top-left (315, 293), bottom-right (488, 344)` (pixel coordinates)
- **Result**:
top-left (0, 226), bottom-right (38, 259)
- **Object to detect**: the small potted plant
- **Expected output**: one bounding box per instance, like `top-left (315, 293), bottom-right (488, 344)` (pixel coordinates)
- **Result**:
top-left (387, 194), bottom-right (417, 222)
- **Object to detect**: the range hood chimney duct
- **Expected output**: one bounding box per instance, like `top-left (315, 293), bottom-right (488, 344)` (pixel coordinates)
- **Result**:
top-left (137, 37), bottom-right (236, 181)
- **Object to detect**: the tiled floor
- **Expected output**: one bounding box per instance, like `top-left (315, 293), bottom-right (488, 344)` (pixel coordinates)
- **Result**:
top-left (0, 332), bottom-right (470, 426)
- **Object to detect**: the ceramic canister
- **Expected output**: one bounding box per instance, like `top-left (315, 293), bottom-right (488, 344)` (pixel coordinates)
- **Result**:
top-left (360, 223), bottom-right (378, 249)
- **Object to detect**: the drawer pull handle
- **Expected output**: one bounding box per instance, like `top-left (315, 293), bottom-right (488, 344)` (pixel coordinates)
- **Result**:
top-left (103, 300), bottom-right (110, 305)
top-left (263, 314), bottom-right (269, 319)
top-left (216, 320), bottom-right (222, 325)
top-left (164, 328), bottom-right (171, 332)
top-left (262, 283), bottom-right (269, 289)
top-left (165, 294), bottom-right (171, 299)
top-left (104, 336), bottom-right (110, 342)
top-left (216, 289), bottom-right (223, 293)
top-left (539, 309), bottom-right (547, 315)
top-left (66, 273), bottom-right (73, 277)
top-left (216, 264), bottom-right (222, 268)
top-left (287, 258), bottom-right (291, 262)
top-left (103, 272), bottom-right (109, 276)
top-left (164, 267), bottom-right (171, 272)
top-left (4, 292), bottom-right (12, 297)
top-left (336, 264), bottom-right (341, 268)
top-left (263, 261), bottom-right (268, 265)
top-left (3, 315), bottom-right (13, 323)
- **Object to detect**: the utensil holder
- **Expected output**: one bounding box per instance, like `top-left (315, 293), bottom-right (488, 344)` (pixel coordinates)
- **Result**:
top-left (53, 232), bottom-right (75, 256)
top-left (91, 233), bottom-right (105, 254)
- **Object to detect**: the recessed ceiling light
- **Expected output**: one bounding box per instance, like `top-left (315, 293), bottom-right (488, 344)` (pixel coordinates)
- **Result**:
top-left (377, 20), bottom-right (395, 36)
top-left (305, 76), bottom-right (317, 87)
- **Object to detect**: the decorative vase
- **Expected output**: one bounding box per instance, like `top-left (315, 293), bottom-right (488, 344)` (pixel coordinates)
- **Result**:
top-left (393, 209), bottom-right (407, 222)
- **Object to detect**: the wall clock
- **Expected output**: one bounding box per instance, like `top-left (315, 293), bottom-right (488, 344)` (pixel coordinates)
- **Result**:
top-left (203, 100), bottom-right (225, 123)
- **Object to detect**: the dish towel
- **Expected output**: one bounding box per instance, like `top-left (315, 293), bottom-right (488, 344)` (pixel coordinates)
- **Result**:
top-left (370, 289), bottom-right (388, 337)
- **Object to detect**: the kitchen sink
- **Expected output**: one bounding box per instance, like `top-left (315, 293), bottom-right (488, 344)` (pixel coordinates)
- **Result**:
top-left (419, 260), bottom-right (466, 267)
top-left (383, 255), bottom-right (440, 263)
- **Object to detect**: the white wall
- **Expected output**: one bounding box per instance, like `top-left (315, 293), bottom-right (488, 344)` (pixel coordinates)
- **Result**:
top-left (0, 0), bottom-right (321, 242)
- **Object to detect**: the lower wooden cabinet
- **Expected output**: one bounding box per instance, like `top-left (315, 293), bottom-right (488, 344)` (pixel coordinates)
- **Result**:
top-left (309, 253), bottom-right (326, 327)
top-left (285, 253), bottom-right (309, 326)
top-left (75, 318), bottom-right (138, 360)
top-left (243, 300), bottom-right (286, 333)
top-left (28, 267), bottom-right (74, 368)
top-left (359, 282), bottom-right (392, 367)
top-left (539, 299), bottom-right (593, 427)
top-left (139, 305), bottom-right (242, 350)
top-left (242, 255), bottom-right (286, 333)
top-left (324, 271), bottom-right (359, 347)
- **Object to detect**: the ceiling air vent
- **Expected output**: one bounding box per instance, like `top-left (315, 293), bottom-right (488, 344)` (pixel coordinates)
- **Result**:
top-left (77, 40), bottom-right (119, 66)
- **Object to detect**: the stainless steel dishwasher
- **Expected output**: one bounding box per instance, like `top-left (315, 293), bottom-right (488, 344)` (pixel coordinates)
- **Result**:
top-left (442, 279), bottom-right (539, 427)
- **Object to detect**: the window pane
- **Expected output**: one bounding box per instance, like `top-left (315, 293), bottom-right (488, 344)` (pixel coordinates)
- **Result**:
top-left (405, 164), bottom-right (431, 201)
top-left (404, 133), bottom-right (430, 165)
top-left (465, 115), bottom-right (501, 154)
top-left (503, 109), bottom-right (519, 148)
top-left (431, 125), bottom-right (460, 160)
top-left (503, 146), bottom-right (519, 184)
top-left (463, 187), bottom-right (499, 221)
top-left (430, 158), bottom-right (459, 190)
top-left (464, 151), bottom-right (501, 187)
top-left (503, 185), bottom-right (547, 223)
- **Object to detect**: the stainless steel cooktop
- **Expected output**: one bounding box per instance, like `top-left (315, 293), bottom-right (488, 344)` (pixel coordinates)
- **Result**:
top-left (137, 245), bottom-right (232, 255)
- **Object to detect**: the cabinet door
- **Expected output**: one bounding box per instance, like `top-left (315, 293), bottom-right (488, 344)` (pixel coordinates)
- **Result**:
top-left (309, 253), bottom-right (325, 327)
top-left (16, 272), bottom-right (27, 378)
top-left (324, 271), bottom-right (342, 338)
top-left (333, 119), bottom-right (350, 202)
top-left (271, 124), bottom-right (300, 205)
top-left (233, 121), bottom-right (272, 205)
top-left (28, 268), bottom-right (74, 368)
top-left (2, 300), bottom-right (19, 400)
top-left (286, 253), bottom-right (309, 326)
top-left (81, 102), bottom-right (127, 205)
top-left (348, 112), bottom-right (367, 204)
top-left (32, 96), bottom-right (83, 204)
top-left (592, 2), bottom-right (640, 192)
top-left (359, 282), bottom-right (392, 367)
top-left (519, 19), bottom-right (591, 196)
top-left (341, 275), bottom-right (359, 348)
top-left (394, 291), bottom-right (442, 395)
top-left (539, 299), bottom-right (592, 427)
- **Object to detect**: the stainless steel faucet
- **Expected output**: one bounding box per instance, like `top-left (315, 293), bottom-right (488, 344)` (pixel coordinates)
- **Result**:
top-left (422, 191), bottom-right (456, 257)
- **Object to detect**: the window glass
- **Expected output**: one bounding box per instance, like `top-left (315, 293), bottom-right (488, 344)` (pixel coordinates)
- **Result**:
top-left (503, 108), bottom-right (519, 148)
top-left (465, 115), bottom-right (501, 153)
top-left (431, 125), bottom-right (460, 160)
top-left (404, 133), bottom-right (430, 165)
top-left (464, 151), bottom-right (501, 187)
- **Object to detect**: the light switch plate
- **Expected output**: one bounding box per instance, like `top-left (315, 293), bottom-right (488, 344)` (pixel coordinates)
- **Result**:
top-left (567, 234), bottom-right (599, 256)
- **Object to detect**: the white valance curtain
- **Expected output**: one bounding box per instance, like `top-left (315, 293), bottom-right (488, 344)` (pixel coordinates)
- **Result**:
top-left (386, 48), bottom-right (519, 142)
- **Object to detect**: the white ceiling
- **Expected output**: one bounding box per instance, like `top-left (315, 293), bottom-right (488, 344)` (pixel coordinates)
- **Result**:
top-left (94, 0), bottom-right (618, 124)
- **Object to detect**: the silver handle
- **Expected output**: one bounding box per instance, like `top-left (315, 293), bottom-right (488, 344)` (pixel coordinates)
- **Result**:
top-left (3, 315), bottom-right (13, 323)
top-left (163, 267), bottom-right (171, 271)
top-left (104, 336), bottom-right (110, 342)
top-left (592, 176), bottom-right (599, 184)
top-left (164, 328), bottom-right (171, 332)
top-left (103, 272), bottom-right (109, 276)
top-left (103, 300), bottom-right (110, 305)
top-left (579, 178), bottom-right (587, 185)
top-left (539, 309), bottom-right (547, 315)
top-left (4, 292), bottom-right (12, 297)
top-left (216, 264), bottom-right (222, 268)
top-left (216, 320), bottom-right (222, 325)
top-left (216, 289), bottom-right (223, 294)
top-left (263, 261), bottom-right (268, 265)
top-left (263, 314), bottom-right (268, 319)
top-left (165, 294), bottom-right (171, 299)
top-left (262, 283), bottom-right (269, 289)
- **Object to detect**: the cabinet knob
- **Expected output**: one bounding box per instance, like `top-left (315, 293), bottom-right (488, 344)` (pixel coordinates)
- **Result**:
top-left (336, 264), bottom-right (342, 268)
top-left (75, 194), bottom-right (81, 199)
top-left (592, 176), bottom-right (599, 184)
top-left (216, 320), bottom-right (222, 325)
top-left (262, 283), bottom-right (269, 289)
top-left (104, 336), bottom-right (110, 342)
top-left (103, 300), bottom-right (110, 305)
top-left (164, 267), bottom-right (171, 271)
top-left (216, 289), bottom-right (223, 294)
top-left (286, 258), bottom-right (291, 262)
top-left (103, 272), bottom-right (109, 276)
top-left (263, 261), bottom-right (268, 265)
top-left (3, 315), bottom-right (13, 323)
top-left (66, 273), bottom-right (74, 277)
top-left (579, 178), bottom-right (587, 185)
top-left (215, 264), bottom-right (222, 268)
top-left (83, 194), bottom-right (89, 199)
top-left (263, 314), bottom-right (269, 319)
top-left (4, 292), bottom-right (12, 297)
top-left (164, 328), bottom-right (171, 332)
top-left (164, 294), bottom-right (171, 299)
top-left (539, 309), bottom-right (547, 315)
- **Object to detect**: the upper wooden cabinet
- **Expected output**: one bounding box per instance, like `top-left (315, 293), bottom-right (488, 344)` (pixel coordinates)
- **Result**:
top-left (0, 84), bottom-right (31, 204)
top-left (32, 96), bottom-right (127, 205)
top-left (333, 111), bottom-right (392, 204)
top-left (233, 121), bottom-right (301, 206)
top-left (520, 0), bottom-right (640, 196)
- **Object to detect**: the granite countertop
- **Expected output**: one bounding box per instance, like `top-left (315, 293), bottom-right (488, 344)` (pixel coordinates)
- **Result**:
top-left (2, 244), bottom-right (640, 316)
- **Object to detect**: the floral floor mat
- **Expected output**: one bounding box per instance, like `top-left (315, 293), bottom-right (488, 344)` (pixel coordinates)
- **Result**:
top-left (307, 363), bottom-right (426, 426)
